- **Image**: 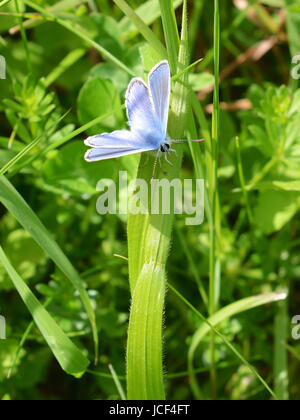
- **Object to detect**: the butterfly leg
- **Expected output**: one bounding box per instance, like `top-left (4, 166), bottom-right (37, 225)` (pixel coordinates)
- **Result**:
top-left (164, 153), bottom-right (173, 166)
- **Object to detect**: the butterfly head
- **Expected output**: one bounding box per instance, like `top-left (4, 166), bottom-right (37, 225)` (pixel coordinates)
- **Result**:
top-left (160, 142), bottom-right (170, 153)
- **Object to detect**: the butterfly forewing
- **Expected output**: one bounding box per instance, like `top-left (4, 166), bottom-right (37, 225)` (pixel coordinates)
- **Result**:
top-left (148, 61), bottom-right (170, 136)
top-left (125, 78), bottom-right (162, 144)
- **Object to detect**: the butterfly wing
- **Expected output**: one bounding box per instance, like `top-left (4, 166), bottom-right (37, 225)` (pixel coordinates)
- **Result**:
top-left (125, 78), bottom-right (163, 147)
top-left (84, 130), bottom-right (155, 162)
top-left (85, 146), bottom-right (154, 162)
top-left (85, 130), bottom-right (142, 149)
top-left (85, 63), bottom-right (168, 162)
top-left (148, 60), bottom-right (170, 136)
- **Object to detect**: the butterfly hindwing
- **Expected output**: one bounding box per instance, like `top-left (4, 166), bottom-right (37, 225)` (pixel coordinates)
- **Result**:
top-left (85, 146), bottom-right (155, 162)
top-left (85, 130), bottom-right (142, 149)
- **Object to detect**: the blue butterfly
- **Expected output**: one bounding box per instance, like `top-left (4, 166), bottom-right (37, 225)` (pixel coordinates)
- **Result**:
top-left (84, 60), bottom-right (174, 163)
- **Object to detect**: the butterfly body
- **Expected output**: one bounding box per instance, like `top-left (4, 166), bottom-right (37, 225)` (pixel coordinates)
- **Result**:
top-left (84, 60), bottom-right (172, 163)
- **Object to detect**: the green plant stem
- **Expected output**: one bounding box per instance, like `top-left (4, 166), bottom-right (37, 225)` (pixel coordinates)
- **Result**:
top-left (209, 0), bottom-right (221, 399)
top-left (109, 364), bottom-right (127, 400)
top-left (235, 136), bottom-right (254, 225)
top-left (14, 0), bottom-right (32, 73)
top-left (126, 0), bottom-right (189, 400)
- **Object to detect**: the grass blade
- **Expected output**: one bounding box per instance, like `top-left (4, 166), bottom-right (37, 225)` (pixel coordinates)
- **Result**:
top-left (108, 364), bottom-right (127, 400)
top-left (126, 0), bottom-right (189, 400)
top-left (159, 0), bottom-right (180, 73)
top-left (23, 0), bottom-right (135, 76)
top-left (0, 175), bottom-right (99, 363)
top-left (113, 0), bottom-right (166, 58)
top-left (168, 283), bottom-right (285, 400)
top-left (0, 247), bottom-right (90, 376)
top-left (274, 288), bottom-right (289, 400)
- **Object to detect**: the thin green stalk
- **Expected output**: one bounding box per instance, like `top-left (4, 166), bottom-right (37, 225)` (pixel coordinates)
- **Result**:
top-left (250, 156), bottom-right (278, 186)
top-left (283, 342), bottom-right (300, 362)
top-left (175, 225), bottom-right (208, 307)
top-left (209, 0), bottom-right (221, 398)
top-left (168, 282), bottom-right (281, 400)
top-left (44, 48), bottom-right (86, 87)
top-left (235, 136), bottom-right (254, 225)
top-left (14, 0), bottom-right (32, 73)
top-left (274, 285), bottom-right (289, 400)
top-left (108, 364), bottom-right (127, 400)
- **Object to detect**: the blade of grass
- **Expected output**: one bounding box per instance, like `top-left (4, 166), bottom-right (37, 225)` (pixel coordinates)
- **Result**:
top-left (0, 175), bottom-right (99, 363)
top-left (283, 342), bottom-right (300, 362)
top-left (7, 297), bottom-right (53, 379)
top-left (274, 286), bottom-right (289, 400)
top-left (0, 0), bottom-right (12, 6)
top-left (119, 0), bottom-right (183, 43)
top-left (126, 0), bottom-right (189, 400)
top-left (158, 0), bottom-right (180, 73)
top-left (209, 0), bottom-right (221, 398)
top-left (0, 247), bottom-right (89, 376)
top-left (168, 282), bottom-right (285, 400)
top-left (14, 0), bottom-right (32, 73)
top-left (113, 0), bottom-right (167, 59)
top-left (23, 0), bottom-right (135, 77)
top-left (0, 111), bottom-right (70, 176)
top-left (44, 48), bottom-right (86, 88)
top-left (8, 106), bottom-right (126, 177)
top-left (175, 225), bottom-right (208, 307)
top-left (108, 364), bottom-right (127, 400)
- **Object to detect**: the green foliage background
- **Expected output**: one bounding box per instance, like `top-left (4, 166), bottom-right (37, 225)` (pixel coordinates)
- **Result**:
top-left (0, 0), bottom-right (300, 400)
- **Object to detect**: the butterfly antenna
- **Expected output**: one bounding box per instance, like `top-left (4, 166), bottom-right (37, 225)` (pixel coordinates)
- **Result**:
top-left (150, 150), bottom-right (160, 184)
top-left (172, 139), bottom-right (205, 143)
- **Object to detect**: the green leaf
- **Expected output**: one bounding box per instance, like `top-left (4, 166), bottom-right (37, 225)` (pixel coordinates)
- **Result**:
top-left (89, 63), bottom-right (130, 94)
top-left (3, 229), bottom-right (46, 280)
top-left (41, 141), bottom-right (115, 196)
top-left (287, 4), bottom-right (300, 56)
top-left (0, 175), bottom-right (98, 362)
top-left (78, 77), bottom-right (124, 136)
top-left (250, 180), bottom-right (300, 192)
top-left (91, 14), bottom-right (124, 60)
top-left (0, 246), bottom-right (90, 376)
top-left (189, 72), bottom-right (214, 91)
top-left (254, 190), bottom-right (300, 234)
